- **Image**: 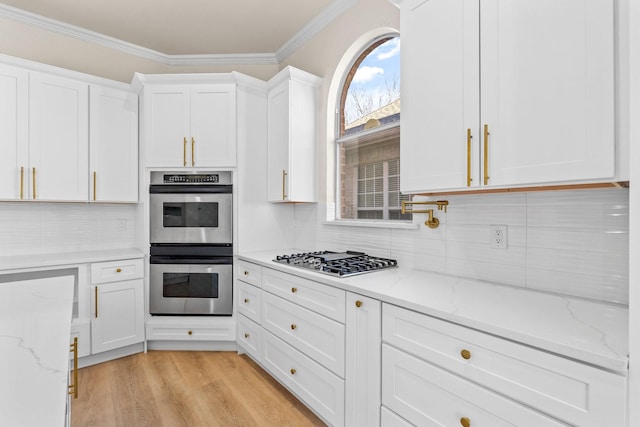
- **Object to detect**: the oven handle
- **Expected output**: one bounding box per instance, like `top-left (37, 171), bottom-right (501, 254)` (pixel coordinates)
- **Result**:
top-left (150, 256), bottom-right (233, 265)
top-left (149, 184), bottom-right (232, 194)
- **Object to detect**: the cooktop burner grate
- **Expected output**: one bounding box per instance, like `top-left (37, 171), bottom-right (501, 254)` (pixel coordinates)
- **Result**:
top-left (273, 250), bottom-right (398, 277)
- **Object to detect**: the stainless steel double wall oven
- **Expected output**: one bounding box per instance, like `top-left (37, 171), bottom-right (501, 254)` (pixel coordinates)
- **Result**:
top-left (149, 171), bottom-right (233, 315)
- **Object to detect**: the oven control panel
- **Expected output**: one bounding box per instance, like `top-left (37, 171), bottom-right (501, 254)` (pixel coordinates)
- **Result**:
top-left (150, 171), bottom-right (232, 185)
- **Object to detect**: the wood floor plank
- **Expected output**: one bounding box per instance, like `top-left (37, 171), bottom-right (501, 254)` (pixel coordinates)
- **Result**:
top-left (71, 351), bottom-right (326, 427)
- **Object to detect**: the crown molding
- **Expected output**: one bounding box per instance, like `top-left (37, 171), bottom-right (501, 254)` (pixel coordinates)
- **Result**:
top-left (0, 0), bottom-right (353, 66)
top-left (275, 0), bottom-right (357, 63)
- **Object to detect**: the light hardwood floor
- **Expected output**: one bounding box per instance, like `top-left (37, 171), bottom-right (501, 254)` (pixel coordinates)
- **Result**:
top-left (71, 351), bottom-right (326, 427)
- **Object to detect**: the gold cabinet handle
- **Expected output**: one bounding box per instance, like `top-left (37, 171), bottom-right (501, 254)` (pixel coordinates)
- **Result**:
top-left (291, 287), bottom-right (297, 293)
top-left (244, 298), bottom-right (249, 303)
top-left (188, 330), bottom-right (193, 336)
top-left (68, 337), bottom-right (78, 399)
top-left (466, 128), bottom-right (473, 187)
top-left (460, 417), bottom-right (471, 427)
top-left (93, 171), bottom-right (97, 201)
top-left (282, 169), bottom-right (288, 200)
top-left (94, 286), bottom-right (98, 318)
top-left (116, 268), bottom-right (122, 273)
top-left (183, 137), bottom-right (187, 167)
top-left (244, 333), bottom-right (250, 339)
top-left (461, 349), bottom-right (471, 360)
top-left (290, 324), bottom-right (297, 330)
top-left (191, 137), bottom-right (195, 167)
top-left (32, 167), bottom-right (36, 200)
top-left (244, 271), bottom-right (249, 276)
top-left (355, 300), bottom-right (363, 308)
top-left (483, 124), bottom-right (490, 185)
top-left (290, 368), bottom-right (296, 375)
top-left (19, 166), bottom-right (24, 199)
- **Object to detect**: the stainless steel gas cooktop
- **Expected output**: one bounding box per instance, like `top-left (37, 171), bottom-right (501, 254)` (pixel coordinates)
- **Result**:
top-left (273, 251), bottom-right (398, 277)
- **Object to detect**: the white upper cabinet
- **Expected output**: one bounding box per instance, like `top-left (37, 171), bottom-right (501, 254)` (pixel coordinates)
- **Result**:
top-left (29, 72), bottom-right (89, 201)
top-left (89, 85), bottom-right (138, 202)
top-left (0, 63), bottom-right (28, 200)
top-left (267, 67), bottom-right (321, 203)
top-left (143, 82), bottom-right (236, 168)
top-left (396, 0), bottom-right (616, 193)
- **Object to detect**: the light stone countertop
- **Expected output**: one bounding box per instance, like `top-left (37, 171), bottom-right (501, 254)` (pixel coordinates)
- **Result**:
top-left (0, 274), bottom-right (75, 426)
top-left (0, 248), bottom-right (144, 271)
top-left (237, 249), bottom-right (629, 374)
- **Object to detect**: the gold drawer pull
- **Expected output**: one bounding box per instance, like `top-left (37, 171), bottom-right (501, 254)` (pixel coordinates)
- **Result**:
top-left (461, 349), bottom-right (471, 360)
top-left (291, 287), bottom-right (297, 293)
top-left (244, 298), bottom-right (249, 303)
top-left (290, 368), bottom-right (296, 375)
top-left (355, 300), bottom-right (363, 308)
top-left (460, 417), bottom-right (471, 427)
top-left (116, 268), bottom-right (122, 273)
top-left (244, 333), bottom-right (250, 339)
top-left (187, 330), bottom-right (193, 336)
top-left (244, 270), bottom-right (249, 276)
top-left (290, 324), bottom-right (297, 330)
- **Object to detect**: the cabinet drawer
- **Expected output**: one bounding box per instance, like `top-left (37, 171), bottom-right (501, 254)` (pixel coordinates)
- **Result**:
top-left (236, 260), bottom-right (261, 287)
top-left (382, 344), bottom-right (566, 427)
top-left (381, 407), bottom-right (413, 427)
top-left (237, 314), bottom-right (261, 362)
top-left (145, 320), bottom-right (235, 341)
top-left (91, 258), bottom-right (143, 284)
top-left (262, 330), bottom-right (344, 427)
top-left (262, 291), bottom-right (345, 377)
top-left (237, 280), bottom-right (261, 323)
top-left (382, 304), bottom-right (626, 426)
top-left (262, 268), bottom-right (345, 322)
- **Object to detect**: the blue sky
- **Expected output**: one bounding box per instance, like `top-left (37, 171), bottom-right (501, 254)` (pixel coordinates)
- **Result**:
top-left (345, 37), bottom-right (400, 124)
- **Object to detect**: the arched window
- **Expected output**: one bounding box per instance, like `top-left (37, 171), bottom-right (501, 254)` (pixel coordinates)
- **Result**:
top-left (335, 35), bottom-right (409, 221)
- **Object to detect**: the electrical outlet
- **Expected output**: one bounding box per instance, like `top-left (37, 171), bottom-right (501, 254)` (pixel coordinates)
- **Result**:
top-left (490, 225), bottom-right (508, 249)
top-left (117, 219), bottom-right (127, 232)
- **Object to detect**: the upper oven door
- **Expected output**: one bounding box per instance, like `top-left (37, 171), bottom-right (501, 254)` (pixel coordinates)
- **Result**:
top-left (150, 192), bottom-right (232, 244)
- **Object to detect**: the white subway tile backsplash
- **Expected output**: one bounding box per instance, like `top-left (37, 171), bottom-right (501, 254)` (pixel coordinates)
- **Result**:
top-left (303, 187), bottom-right (629, 305)
top-left (0, 203), bottom-right (137, 256)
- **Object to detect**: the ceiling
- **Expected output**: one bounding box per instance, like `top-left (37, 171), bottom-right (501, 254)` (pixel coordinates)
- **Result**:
top-left (0, 0), bottom-right (351, 63)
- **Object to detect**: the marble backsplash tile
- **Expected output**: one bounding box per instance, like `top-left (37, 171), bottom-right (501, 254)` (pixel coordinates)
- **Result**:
top-left (298, 187), bottom-right (629, 305)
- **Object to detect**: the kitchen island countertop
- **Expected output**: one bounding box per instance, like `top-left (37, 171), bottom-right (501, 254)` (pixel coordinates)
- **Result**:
top-left (238, 249), bottom-right (628, 374)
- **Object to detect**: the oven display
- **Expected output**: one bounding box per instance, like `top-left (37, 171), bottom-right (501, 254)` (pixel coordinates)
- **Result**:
top-left (163, 273), bottom-right (219, 299)
top-left (163, 174), bottom-right (219, 184)
top-left (163, 202), bottom-right (219, 228)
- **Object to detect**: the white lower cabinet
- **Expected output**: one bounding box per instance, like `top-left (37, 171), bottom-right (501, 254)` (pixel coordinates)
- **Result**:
top-left (382, 303), bottom-right (627, 427)
top-left (262, 330), bottom-right (345, 426)
top-left (90, 259), bottom-right (144, 354)
top-left (237, 314), bottom-right (261, 361)
top-left (262, 291), bottom-right (345, 376)
top-left (382, 344), bottom-right (567, 426)
top-left (345, 292), bottom-right (381, 427)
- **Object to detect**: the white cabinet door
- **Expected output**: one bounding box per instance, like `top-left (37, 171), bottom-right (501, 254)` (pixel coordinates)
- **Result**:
top-left (399, 0), bottom-right (616, 192)
top-left (91, 279), bottom-right (144, 354)
top-left (267, 80), bottom-right (291, 202)
top-left (0, 63), bottom-right (28, 200)
top-left (399, 0), bottom-right (479, 193)
top-left (267, 67), bottom-right (320, 203)
top-left (144, 85), bottom-right (190, 167)
top-left (481, 0), bottom-right (615, 186)
top-left (89, 85), bottom-right (138, 202)
top-left (191, 84), bottom-right (236, 167)
top-left (345, 293), bottom-right (381, 427)
top-left (144, 83), bottom-right (236, 168)
top-left (29, 72), bottom-right (89, 201)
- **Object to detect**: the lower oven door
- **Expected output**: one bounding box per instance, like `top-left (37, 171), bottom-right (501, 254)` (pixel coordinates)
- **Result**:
top-left (149, 261), bottom-right (232, 316)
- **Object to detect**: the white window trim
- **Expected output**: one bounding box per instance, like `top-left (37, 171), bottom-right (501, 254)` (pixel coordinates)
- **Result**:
top-left (323, 219), bottom-right (418, 230)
